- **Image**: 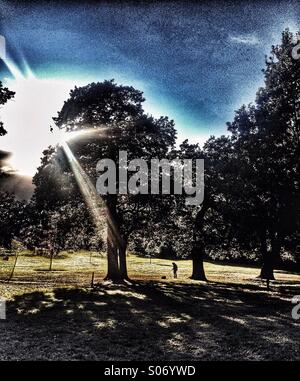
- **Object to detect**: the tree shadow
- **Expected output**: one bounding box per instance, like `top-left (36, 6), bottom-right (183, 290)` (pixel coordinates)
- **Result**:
top-left (2, 280), bottom-right (300, 360)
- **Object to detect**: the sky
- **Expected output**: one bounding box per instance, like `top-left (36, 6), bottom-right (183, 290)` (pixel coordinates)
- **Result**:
top-left (0, 0), bottom-right (299, 176)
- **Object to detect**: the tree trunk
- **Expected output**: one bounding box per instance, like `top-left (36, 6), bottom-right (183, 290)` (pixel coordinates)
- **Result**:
top-left (190, 243), bottom-right (207, 281)
top-left (119, 241), bottom-right (129, 280)
top-left (105, 232), bottom-right (120, 280)
top-left (190, 203), bottom-right (208, 281)
top-left (104, 198), bottom-right (129, 281)
top-left (259, 253), bottom-right (275, 280)
top-left (258, 230), bottom-right (275, 280)
top-left (258, 229), bottom-right (283, 281)
top-left (49, 249), bottom-right (54, 271)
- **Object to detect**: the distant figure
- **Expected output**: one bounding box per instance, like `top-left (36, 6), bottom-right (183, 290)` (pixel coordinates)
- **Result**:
top-left (172, 262), bottom-right (178, 279)
top-left (50, 125), bottom-right (54, 133)
top-left (2, 255), bottom-right (9, 261)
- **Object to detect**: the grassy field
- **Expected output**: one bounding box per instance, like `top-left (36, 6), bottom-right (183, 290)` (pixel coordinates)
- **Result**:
top-left (0, 251), bottom-right (300, 360)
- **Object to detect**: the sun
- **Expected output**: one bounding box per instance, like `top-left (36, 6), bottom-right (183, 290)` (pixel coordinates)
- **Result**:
top-left (0, 57), bottom-right (81, 176)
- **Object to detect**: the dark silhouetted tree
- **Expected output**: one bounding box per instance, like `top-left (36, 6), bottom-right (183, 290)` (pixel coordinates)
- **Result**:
top-left (53, 80), bottom-right (176, 281)
top-left (227, 29), bottom-right (300, 279)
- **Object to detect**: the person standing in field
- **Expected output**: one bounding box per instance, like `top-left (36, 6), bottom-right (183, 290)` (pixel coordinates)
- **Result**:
top-left (172, 262), bottom-right (178, 279)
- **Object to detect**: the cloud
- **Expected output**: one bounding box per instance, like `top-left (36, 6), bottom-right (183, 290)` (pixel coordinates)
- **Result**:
top-left (229, 34), bottom-right (260, 45)
top-left (0, 172), bottom-right (34, 201)
top-left (0, 150), bottom-right (34, 201)
top-left (0, 150), bottom-right (12, 172)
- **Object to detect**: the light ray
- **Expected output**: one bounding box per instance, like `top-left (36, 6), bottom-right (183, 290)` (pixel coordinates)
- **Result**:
top-left (61, 140), bottom-right (107, 240)
top-left (64, 126), bottom-right (109, 142)
top-left (21, 57), bottom-right (35, 79)
top-left (61, 130), bottom-right (124, 251)
top-left (3, 55), bottom-right (26, 80)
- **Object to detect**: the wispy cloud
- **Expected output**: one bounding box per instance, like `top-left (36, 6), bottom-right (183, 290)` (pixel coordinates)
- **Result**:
top-left (229, 34), bottom-right (260, 45)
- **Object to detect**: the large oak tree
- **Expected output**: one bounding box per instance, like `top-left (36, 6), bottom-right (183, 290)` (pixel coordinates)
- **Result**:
top-left (53, 80), bottom-right (176, 280)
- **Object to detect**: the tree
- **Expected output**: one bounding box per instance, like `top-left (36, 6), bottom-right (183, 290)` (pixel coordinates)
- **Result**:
top-left (167, 140), bottom-right (207, 280)
top-left (26, 147), bottom-right (104, 254)
top-left (226, 29), bottom-right (300, 279)
top-left (53, 80), bottom-right (176, 281)
top-left (169, 137), bottom-right (237, 281)
top-left (0, 192), bottom-right (25, 249)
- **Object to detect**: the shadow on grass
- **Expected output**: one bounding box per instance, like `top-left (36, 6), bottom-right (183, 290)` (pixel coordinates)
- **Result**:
top-left (3, 280), bottom-right (300, 360)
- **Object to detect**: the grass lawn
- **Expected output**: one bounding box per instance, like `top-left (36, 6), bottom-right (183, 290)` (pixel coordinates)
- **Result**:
top-left (0, 251), bottom-right (300, 360)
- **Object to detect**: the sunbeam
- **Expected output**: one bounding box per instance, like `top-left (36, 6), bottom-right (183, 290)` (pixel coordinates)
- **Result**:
top-left (60, 126), bottom-right (125, 254)
top-left (61, 140), bottom-right (107, 241)
top-left (3, 54), bottom-right (30, 80)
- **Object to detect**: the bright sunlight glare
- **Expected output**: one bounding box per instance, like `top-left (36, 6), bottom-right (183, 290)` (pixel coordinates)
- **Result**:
top-left (1, 56), bottom-right (83, 176)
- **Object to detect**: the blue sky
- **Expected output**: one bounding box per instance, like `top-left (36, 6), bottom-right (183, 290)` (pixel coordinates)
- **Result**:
top-left (0, 0), bottom-right (299, 174)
